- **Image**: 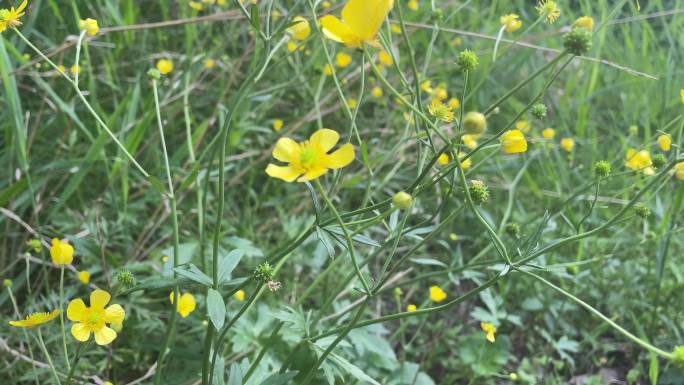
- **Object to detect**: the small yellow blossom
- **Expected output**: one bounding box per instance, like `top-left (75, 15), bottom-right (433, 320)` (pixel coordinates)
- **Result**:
top-left (378, 50), bottom-right (393, 66)
top-left (288, 16), bottom-right (311, 41)
top-left (319, 0), bottom-right (394, 48)
top-left (287, 41), bottom-right (298, 52)
top-left (406, 304), bottom-right (417, 312)
top-left (321, 0), bottom-right (332, 9)
top-left (265, 128), bottom-right (355, 182)
top-left (625, 148), bottom-right (652, 171)
top-left (335, 52), bottom-right (352, 68)
top-left (78, 18), bottom-right (99, 37)
top-left (681, 89), bottom-right (684, 104)
top-left (204, 58), bottom-right (216, 69)
top-left (480, 322), bottom-right (496, 343)
top-left (347, 98), bottom-right (357, 109)
top-left (189, 1), bottom-right (203, 11)
top-left (104, 382), bottom-right (114, 385)
top-left (50, 238), bottom-right (74, 265)
top-left (272, 119), bottom-right (284, 132)
top-left (429, 285), bottom-right (447, 302)
top-left (515, 119), bottom-right (531, 133)
top-left (573, 16), bottom-right (594, 31)
top-left (390, 22), bottom-right (401, 34)
top-left (70, 65), bottom-right (80, 75)
top-left (162, 255), bottom-right (169, 263)
top-left (428, 100), bottom-right (454, 123)
top-left (432, 86), bottom-right (448, 101)
top-left (675, 162), bottom-right (684, 181)
top-left (156, 59), bottom-right (174, 75)
top-left (420, 80), bottom-right (432, 93)
top-left (449, 233), bottom-right (458, 241)
top-left (271, 9), bottom-right (282, 20)
top-left (447, 97), bottom-right (460, 110)
top-left (0, 0), bottom-right (28, 33)
top-left (323, 63), bottom-right (333, 76)
top-left (371, 86), bottom-right (383, 98)
top-left (536, 0), bottom-right (561, 24)
top-left (462, 134), bottom-right (478, 149)
top-left (542, 127), bottom-right (555, 139)
top-left (560, 137), bottom-right (574, 152)
top-left (407, 0), bottom-right (418, 11)
top-left (500, 14), bottom-right (522, 33)
top-left (657, 134), bottom-right (672, 151)
top-left (460, 155), bottom-right (472, 170)
top-left (451, 36), bottom-right (462, 46)
top-left (234, 290), bottom-right (245, 301)
top-left (78, 271), bottom-right (90, 284)
top-left (9, 309), bottom-right (60, 328)
top-left (500, 130), bottom-right (528, 154)
top-left (169, 291), bottom-right (196, 318)
top-left (67, 289), bottom-right (125, 345)
top-left (56, 64), bottom-right (66, 74)
top-left (437, 153), bottom-right (449, 166)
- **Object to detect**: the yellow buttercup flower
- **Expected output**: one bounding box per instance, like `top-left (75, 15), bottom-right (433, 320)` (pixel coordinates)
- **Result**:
top-left (657, 134), bottom-right (672, 151)
top-left (335, 52), bottom-right (352, 68)
top-left (323, 63), bottom-right (333, 76)
top-left (234, 290), bottom-right (245, 301)
top-left (347, 98), bottom-right (357, 109)
top-left (371, 86), bottom-right (383, 98)
top-left (0, 0), bottom-right (28, 33)
top-left (189, 1), bottom-right (203, 11)
top-left (287, 16), bottom-right (311, 41)
top-left (287, 41), bottom-right (298, 52)
top-left (449, 233), bottom-right (458, 241)
top-left (319, 0), bottom-right (394, 48)
top-left (78, 18), bottom-right (99, 36)
top-left (406, 304), bottom-right (417, 312)
top-left (103, 382), bottom-right (114, 385)
top-left (407, 0), bottom-right (418, 11)
top-left (515, 119), bottom-right (531, 133)
top-left (447, 97), bottom-right (460, 110)
top-left (681, 89), bottom-right (684, 104)
top-left (462, 134), bottom-right (478, 149)
top-left (432, 86), bottom-right (448, 101)
top-left (500, 13), bottom-right (522, 33)
top-left (500, 129), bottom-right (528, 154)
top-left (420, 80), bottom-right (432, 93)
top-left (265, 128), bottom-right (355, 182)
top-left (78, 271), bottom-right (90, 284)
top-left (321, 0), bottom-right (332, 9)
top-left (536, 0), bottom-right (560, 24)
top-left (560, 137), bottom-right (574, 152)
top-left (459, 155), bottom-right (472, 170)
top-left (169, 291), bottom-right (196, 318)
top-left (204, 58), bottom-right (216, 69)
top-left (573, 16), bottom-right (594, 31)
top-left (9, 309), bottom-right (60, 328)
top-left (675, 162), bottom-right (684, 181)
top-left (428, 100), bottom-right (454, 123)
top-left (429, 285), bottom-right (447, 302)
top-left (480, 322), bottom-right (496, 343)
top-left (542, 127), bottom-right (555, 139)
top-left (67, 289), bottom-right (125, 345)
top-left (70, 65), bottom-right (80, 75)
top-left (625, 148), bottom-right (652, 171)
top-left (437, 153), bottom-right (449, 166)
top-left (272, 119), bottom-right (284, 132)
top-left (390, 22), bottom-right (401, 34)
top-left (50, 238), bottom-right (74, 265)
top-left (156, 59), bottom-right (174, 75)
top-left (378, 50), bottom-right (393, 66)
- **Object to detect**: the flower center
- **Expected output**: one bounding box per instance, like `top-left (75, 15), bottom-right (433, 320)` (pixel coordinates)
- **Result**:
top-left (299, 145), bottom-right (317, 169)
top-left (86, 312), bottom-right (102, 326)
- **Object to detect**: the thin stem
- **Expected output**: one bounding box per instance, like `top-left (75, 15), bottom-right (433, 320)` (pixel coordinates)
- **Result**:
top-left (63, 342), bottom-right (86, 385)
top-left (36, 328), bottom-right (62, 385)
top-left (58, 266), bottom-right (70, 369)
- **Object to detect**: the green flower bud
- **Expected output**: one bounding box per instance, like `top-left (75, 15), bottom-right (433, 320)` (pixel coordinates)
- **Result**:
top-left (628, 125), bottom-right (639, 135)
top-left (531, 103), bottom-right (548, 120)
top-left (645, 230), bottom-right (656, 240)
top-left (634, 204), bottom-right (651, 218)
top-left (672, 345), bottom-right (684, 370)
top-left (456, 49), bottom-right (479, 72)
top-left (393, 191), bottom-right (413, 210)
top-left (394, 287), bottom-right (403, 298)
top-left (430, 9), bottom-right (443, 22)
top-left (509, 372), bottom-right (519, 381)
top-left (593, 160), bottom-right (611, 177)
top-left (3, 278), bottom-right (12, 288)
top-left (505, 223), bottom-right (520, 237)
top-left (147, 68), bottom-right (161, 80)
top-left (468, 180), bottom-right (489, 205)
top-left (463, 111), bottom-right (487, 135)
top-left (652, 154), bottom-right (667, 169)
top-left (565, 265), bottom-right (579, 275)
top-left (116, 269), bottom-right (135, 288)
top-left (563, 28), bottom-right (592, 56)
top-left (254, 262), bottom-right (276, 283)
top-left (26, 239), bottom-right (43, 253)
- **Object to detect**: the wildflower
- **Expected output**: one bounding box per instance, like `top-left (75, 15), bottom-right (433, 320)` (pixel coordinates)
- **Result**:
top-left (500, 130), bottom-right (528, 154)
top-left (161, 255), bottom-right (169, 263)
top-left (451, 36), bottom-right (462, 46)
top-left (681, 89), bottom-right (684, 104)
top-left (406, 304), bottom-right (417, 312)
top-left (542, 128), bottom-right (555, 139)
top-left (500, 13), bottom-right (522, 33)
top-left (462, 134), bottom-right (478, 149)
top-left (254, 262), bottom-right (276, 283)
top-left (437, 153), bottom-right (449, 166)
top-left (78, 271), bottom-right (90, 284)
top-left (429, 285), bottom-right (447, 302)
top-left (560, 137), bottom-right (574, 152)
top-left (509, 373), bottom-right (519, 381)
top-left (67, 289), bottom-right (125, 345)
top-left (169, 291), bottom-right (196, 318)
top-left (407, 0), bottom-right (418, 11)
top-left (204, 58), bottom-right (216, 69)
top-left (447, 97), bottom-right (460, 110)
top-left (50, 238), bottom-right (74, 265)
top-left (104, 382), bottom-right (114, 385)
top-left (335, 52), bottom-right (352, 68)
top-left (676, 162), bottom-right (684, 181)
top-left (287, 41), bottom-right (298, 52)
top-left (189, 1), bottom-right (203, 11)
top-left (432, 86), bottom-right (448, 101)
top-left (378, 50), bottom-right (393, 66)
top-left (536, 0), bottom-right (560, 24)
top-left (323, 63), bottom-right (333, 76)
top-left (449, 233), bottom-right (458, 241)
top-left (428, 101), bottom-right (454, 123)
top-left (563, 28), bottom-right (592, 56)
top-left (393, 191), bottom-right (413, 210)
top-left (156, 59), bottom-right (173, 75)
top-left (272, 119), bottom-right (283, 132)
top-left (56, 64), bottom-right (66, 74)
top-left (531, 103), bottom-right (547, 119)
top-left (657, 134), bottom-right (672, 151)
top-left (625, 148), bottom-right (652, 171)
top-left (515, 119), bottom-right (531, 133)
top-left (79, 18), bottom-right (100, 37)
top-left (456, 49), bottom-right (479, 72)
top-left (0, 0), bottom-right (28, 32)
top-left (321, 1), bottom-right (332, 9)
top-left (594, 160), bottom-right (611, 177)
top-left (480, 322), bottom-right (497, 342)
top-left (420, 80), bottom-right (433, 93)
top-left (347, 98), bottom-right (357, 109)
top-left (371, 86), bottom-right (383, 98)
top-left (463, 111), bottom-right (486, 135)
top-left (319, 0), bottom-right (394, 48)
top-left (234, 290), bottom-right (245, 301)
top-left (459, 155), bottom-right (472, 170)
top-left (573, 16), bottom-right (594, 31)
top-left (390, 22), bottom-right (401, 34)
top-left (70, 65), bottom-right (80, 75)
top-left (9, 310), bottom-right (60, 328)
top-left (287, 16), bottom-right (310, 41)
top-left (468, 180), bottom-right (489, 205)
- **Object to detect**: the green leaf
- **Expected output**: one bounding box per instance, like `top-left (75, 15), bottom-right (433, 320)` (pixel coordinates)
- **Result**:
top-left (649, 351), bottom-right (658, 385)
top-left (324, 227), bottom-right (381, 247)
top-left (147, 175), bottom-right (167, 195)
top-left (249, 4), bottom-right (260, 31)
top-left (207, 288), bottom-right (226, 331)
top-left (227, 363), bottom-right (243, 385)
top-left (213, 355), bottom-right (225, 385)
top-left (316, 226), bottom-right (335, 259)
top-left (174, 264), bottom-right (213, 286)
top-left (218, 249), bottom-right (245, 284)
top-left (257, 372), bottom-right (299, 385)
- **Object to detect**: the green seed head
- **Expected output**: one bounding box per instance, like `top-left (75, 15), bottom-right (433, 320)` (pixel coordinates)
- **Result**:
top-left (652, 154), bottom-right (667, 169)
top-left (116, 269), bottom-right (135, 288)
top-left (254, 262), bottom-right (276, 283)
top-left (468, 180), bottom-right (489, 205)
top-left (393, 191), bottom-right (413, 210)
top-left (531, 103), bottom-right (548, 120)
top-left (563, 28), bottom-right (593, 56)
top-left (594, 160), bottom-right (611, 177)
top-left (456, 49), bottom-right (479, 72)
top-left (463, 111), bottom-right (487, 135)
top-left (634, 204), bottom-right (651, 219)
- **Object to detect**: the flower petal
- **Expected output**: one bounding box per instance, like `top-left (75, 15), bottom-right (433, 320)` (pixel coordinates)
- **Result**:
top-left (265, 164), bottom-right (303, 182)
top-left (67, 299), bottom-right (87, 322)
top-left (310, 129), bottom-right (340, 152)
top-left (297, 166), bottom-right (329, 182)
top-left (341, 0), bottom-right (393, 40)
top-left (90, 289), bottom-right (111, 309)
top-left (272, 137), bottom-right (300, 163)
top-left (71, 323), bottom-right (91, 342)
top-left (319, 15), bottom-right (353, 43)
top-left (178, 293), bottom-right (196, 318)
top-left (94, 325), bottom-right (117, 345)
top-left (325, 143), bottom-right (355, 169)
top-left (104, 304), bottom-right (125, 324)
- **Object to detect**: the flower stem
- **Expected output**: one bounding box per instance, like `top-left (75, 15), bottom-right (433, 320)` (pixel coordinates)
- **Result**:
top-left (36, 328), bottom-right (62, 385)
top-left (58, 266), bottom-right (70, 370)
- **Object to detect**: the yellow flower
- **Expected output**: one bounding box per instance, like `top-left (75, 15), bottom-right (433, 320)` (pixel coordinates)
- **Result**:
top-left (287, 16), bottom-right (311, 41)
top-left (103, 382), bottom-right (114, 385)
top-left (323, 63), bottom-right (333, 76)
top-left (447, 97), bottom-right (460, 110)
top-left (625, 148), bottom-right (652, 171)
top-left (560, 137), bottom-right (574, 152)
top-left (378, 50), bottom-right (393, 66)
top-left (542, 127), bottom-right (555, 139)
top-left (406, 304), bottom-right (417, 312)
top-left (460, 155), bottom-right (472, 170)
top-left (480, 322), bottom-right (496, 343)
top-left (515, 119), bottom-right (531, 133)
top-left (189, 1), bottom-right (203, 11)
top-left (428, 100), bottom-right (454, 123)
top-left (287, 41), bottom-right (298, 52)
top-left (449, 233), bottom-right (458, 241)
top-left (321, 0), bottom-right (332, 9)
top-left (9, 309), bottom-right (60, 328)
top-left (681, 89), bottom-right (684, 104)
top-left (234, 290), bottom-right (245, 301)
top-left (70, 65), bottom-right (80, 75)
top-left (78, 271), bottom-right (90, 284)
top-left (50, 238), bottom-right (74, 265)
top-left (347, 98), bottom-right (357, 109)
top-left (67, 289), bottom-right (125, 345)
top-left (56, 64), bottom-right (66, 74)
top-left (272, 119), bottom-right (284, 132)
top-left (675, 162), bottom-right (684, 181)
top-left (0, 0), bottom-right (28, 33)
top-left (432, 86), bottom-right (448, 101)
top-left (390, 22), bottom-right (401, 34)
top-left (500, 13), bottom-right (522, 33)
top-left (420, 80), bottom-right (432, 93)
top-left (319, 0), bottom-right (394, 48)
top-left (78, 18), bottom-right (100, 37)
top-left (335, 52), bottom-right (352, 68)
top-left (204, 58), bottom-right (216, 69)
top-left (500, 130), bottom-right (528, 154)
top-left (407, 0), bottom-right (418, 11)
top-left (462, 134), bottom-right (478, 149)
top-left (371, 86), bottom-right (383, 98)
top-left (265, 128), bottom-right (355, 182)
top-left (536, 0), bottom-right (560, 24)
top-left (156, 59), bottom-right (173, 75)
top-left (429, 285), bottom-right (447, 302)
top-left (169, 291), bottom-right (196, 318)
top-left (451, 36), bottom-right (462, 46)
top-left (437, 153), bottom-right (449, 166)
top-left (573, 16), bottom-right (594, 31)
top-left (657, 134), bottom-right (672, 151)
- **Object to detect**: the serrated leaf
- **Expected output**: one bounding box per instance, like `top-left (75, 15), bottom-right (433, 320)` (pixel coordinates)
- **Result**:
top-left (207, 288), bottom-right (226, 331)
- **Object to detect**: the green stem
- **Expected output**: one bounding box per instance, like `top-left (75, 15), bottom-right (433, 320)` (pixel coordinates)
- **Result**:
top-left (63, 342), bottom-right (86, 385)
top-left (36, 328), bottom-right (62, 385)
top-left (58, 266), bottom-right (70, 369)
